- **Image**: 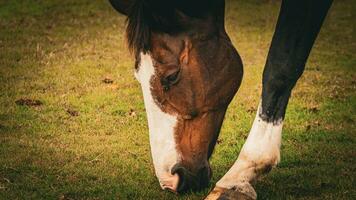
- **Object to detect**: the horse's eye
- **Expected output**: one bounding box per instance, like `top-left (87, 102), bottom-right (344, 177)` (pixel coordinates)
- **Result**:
top-left (166, 70), bottom-right (180, 84)
top-left (161, 68), bottom-right (181, 91)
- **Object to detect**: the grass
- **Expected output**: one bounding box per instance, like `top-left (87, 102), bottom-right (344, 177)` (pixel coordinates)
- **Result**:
top-left (0, 0), bottom-right (355, 199)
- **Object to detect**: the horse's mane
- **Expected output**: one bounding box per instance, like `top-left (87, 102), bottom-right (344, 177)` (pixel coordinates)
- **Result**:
top-left (126, 0), bottom-right (216, 56)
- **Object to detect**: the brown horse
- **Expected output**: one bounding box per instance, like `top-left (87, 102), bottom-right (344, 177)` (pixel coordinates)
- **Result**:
top-left (109, 0), bottom-right (332, 199)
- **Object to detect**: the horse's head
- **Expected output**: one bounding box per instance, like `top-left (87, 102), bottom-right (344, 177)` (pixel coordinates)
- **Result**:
top-left (110, 0), bottom-right (243, 192)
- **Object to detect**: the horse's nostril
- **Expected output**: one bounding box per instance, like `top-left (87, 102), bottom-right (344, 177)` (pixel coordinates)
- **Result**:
top-left (171, 163), bottom-right (190, 192)
top-left (171, 163), bottom-right (211, 193)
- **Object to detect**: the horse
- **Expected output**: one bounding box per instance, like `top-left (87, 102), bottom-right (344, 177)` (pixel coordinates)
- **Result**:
top-left (108, 0), bottom-right (333, 199)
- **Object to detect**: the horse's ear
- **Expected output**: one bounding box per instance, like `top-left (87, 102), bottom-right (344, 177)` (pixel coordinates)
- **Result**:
top-left (180, 39), bottom-right (192, 65)
top-left (108, 0), bottom-right (134, 16)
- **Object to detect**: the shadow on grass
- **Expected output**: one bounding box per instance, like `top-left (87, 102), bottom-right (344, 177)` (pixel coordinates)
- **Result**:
top-left (255, 128), bottom-right (355, 199)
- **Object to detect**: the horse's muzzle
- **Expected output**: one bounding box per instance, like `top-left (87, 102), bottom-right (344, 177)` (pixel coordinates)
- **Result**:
top-left (170, 163), bottom-right (211, 193)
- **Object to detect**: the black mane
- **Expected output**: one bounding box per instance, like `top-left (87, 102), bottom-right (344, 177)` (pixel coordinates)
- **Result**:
top-left (126, 0), bottom-right (216, 56)
top-left (126, 0), bottom-right (178, 56)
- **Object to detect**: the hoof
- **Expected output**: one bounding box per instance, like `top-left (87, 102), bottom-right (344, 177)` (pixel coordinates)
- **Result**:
top-left (205, 184), bottom-right (256, 200)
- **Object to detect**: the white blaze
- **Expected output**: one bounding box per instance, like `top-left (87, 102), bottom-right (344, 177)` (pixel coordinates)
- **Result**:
top-left (135, 53), bottom-right (180, 190)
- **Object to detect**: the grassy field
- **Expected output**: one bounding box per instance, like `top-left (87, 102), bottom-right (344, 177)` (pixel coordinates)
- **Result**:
top-left (0, 0), bottom-right (355, 199)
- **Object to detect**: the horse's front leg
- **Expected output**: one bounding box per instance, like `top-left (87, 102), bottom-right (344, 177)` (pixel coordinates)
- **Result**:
top-left (206, 0), bottom-right (332, 199)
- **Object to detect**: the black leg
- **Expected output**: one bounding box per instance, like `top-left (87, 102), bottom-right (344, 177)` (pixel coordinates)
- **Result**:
top-left (206, 1), bottom-right (333, 199)
top-left (261, 0), bottom-right (333, 123)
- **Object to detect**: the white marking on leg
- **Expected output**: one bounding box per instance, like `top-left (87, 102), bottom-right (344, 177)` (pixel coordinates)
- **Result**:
top-left (135, 53), bottom-right (180, 191)
top-left (216, 103), bottom-right (283, 197)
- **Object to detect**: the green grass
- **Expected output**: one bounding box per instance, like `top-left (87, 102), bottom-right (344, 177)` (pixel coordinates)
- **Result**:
top-left (0, 0), bottom-right (355, 199)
